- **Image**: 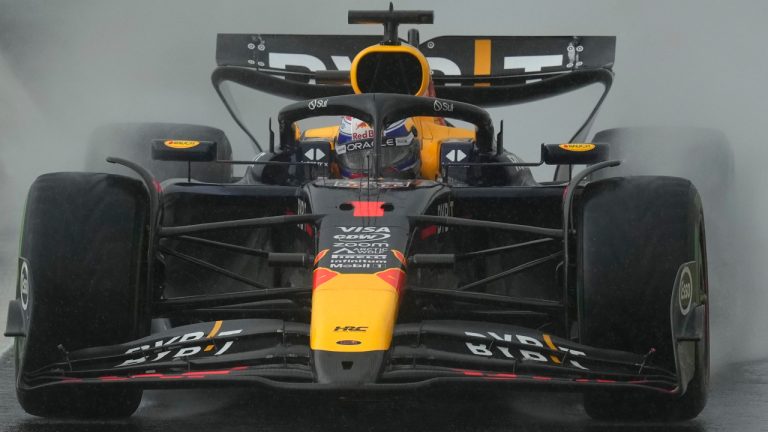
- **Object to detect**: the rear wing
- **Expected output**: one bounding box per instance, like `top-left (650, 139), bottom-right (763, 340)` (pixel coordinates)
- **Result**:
top-left (212, 34), bottom-right (615, 150)
top-left (214, 34), bottom-right (615, 106)
top-left (217, 34), bottom-right (614, 78)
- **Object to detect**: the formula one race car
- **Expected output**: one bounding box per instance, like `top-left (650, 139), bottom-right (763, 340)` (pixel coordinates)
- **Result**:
top-left (5, 6), bottom-right (709, 421)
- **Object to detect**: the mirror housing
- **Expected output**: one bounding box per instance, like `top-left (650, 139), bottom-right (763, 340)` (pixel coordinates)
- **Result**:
top-left (541, 143), bottom-right (607, 165)
top-left (152, 140), bottom-right (217, 162)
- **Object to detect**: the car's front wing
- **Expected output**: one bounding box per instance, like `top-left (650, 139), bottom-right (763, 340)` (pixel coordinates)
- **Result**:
top-left (20, 318), bottom-right (680, 395)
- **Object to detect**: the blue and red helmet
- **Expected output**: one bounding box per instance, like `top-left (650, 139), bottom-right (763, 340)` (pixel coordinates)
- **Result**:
top-left (335, 117), bottom-right (420, 178)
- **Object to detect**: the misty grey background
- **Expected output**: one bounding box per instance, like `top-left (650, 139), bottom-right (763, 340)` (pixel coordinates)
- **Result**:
top-left (0, 0), bottom-right (766, 378)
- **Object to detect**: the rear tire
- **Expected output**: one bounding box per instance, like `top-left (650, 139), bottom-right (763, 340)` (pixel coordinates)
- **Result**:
top-left (15, 172), bottom-right (149, 418)
top-left (578, 176), bottom-right (709, 421)
top-left (591, 127), bottom-right (733, 202)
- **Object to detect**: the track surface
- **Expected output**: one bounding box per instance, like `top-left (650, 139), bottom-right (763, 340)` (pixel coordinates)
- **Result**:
top-left (1, 350), bottom-right (767, 431)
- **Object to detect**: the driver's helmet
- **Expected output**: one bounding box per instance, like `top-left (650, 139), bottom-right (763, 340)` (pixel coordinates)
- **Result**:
top-left (335, 116), bottom-right (420, 178)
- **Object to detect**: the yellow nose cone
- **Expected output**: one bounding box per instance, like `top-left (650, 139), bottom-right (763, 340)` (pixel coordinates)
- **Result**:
top-left (310, 270), bottom-right (402, 352)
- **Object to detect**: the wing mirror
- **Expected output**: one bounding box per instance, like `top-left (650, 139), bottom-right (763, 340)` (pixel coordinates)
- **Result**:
top-left (151, 139), bottom-right (217, 162)
top-left (541, 143), bottom-right (607, 165)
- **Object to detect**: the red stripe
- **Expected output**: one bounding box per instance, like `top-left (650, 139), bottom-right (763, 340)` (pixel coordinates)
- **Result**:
top-left (182, 370), bottom-right (231, 376)
top-left (94, 366), bottom-right (248, 383)
top-left (375, 268), bottom-right (406, 294)
top-left (391, 249), bottom-right (406, 266)
top-left (488, 373), bottom-right (517, 379)
top-left (419, 225), bottom-right (437, 240)
top-left (313, 267), bottom-right (339, 289)
top-left (98, 376), bottom-right (128, 381)
top-left (314, 249), bottom-right (329, 266)
top-left (351, 201), bottom-right (385, 217)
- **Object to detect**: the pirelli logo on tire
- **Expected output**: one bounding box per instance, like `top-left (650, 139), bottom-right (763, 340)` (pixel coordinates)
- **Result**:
top-left (19, 260), bottom-right (30, 311)
top-left (674, 261), bottom-right (697, 316)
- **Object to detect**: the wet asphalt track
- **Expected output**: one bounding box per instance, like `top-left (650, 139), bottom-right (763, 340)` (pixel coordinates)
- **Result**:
top-left (1, 349), bottom-right (767, 432)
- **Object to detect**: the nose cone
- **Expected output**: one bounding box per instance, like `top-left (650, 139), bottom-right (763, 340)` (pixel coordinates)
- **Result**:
top-left (313, 350), bottom-right (385, 385)
top-left (310, 271), bottom-right (404, 385)
top-left (310, 272), bottom-right (400, 352)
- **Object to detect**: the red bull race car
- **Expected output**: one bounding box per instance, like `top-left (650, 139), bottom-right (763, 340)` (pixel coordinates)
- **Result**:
top-left (5, 6), bottom-right (709, 421)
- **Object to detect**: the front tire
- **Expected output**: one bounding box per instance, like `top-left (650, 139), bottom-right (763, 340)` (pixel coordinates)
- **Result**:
top-left (15, 172), bottom-right (149, 418)
top-left (578, 176), bottom-right (709, 421)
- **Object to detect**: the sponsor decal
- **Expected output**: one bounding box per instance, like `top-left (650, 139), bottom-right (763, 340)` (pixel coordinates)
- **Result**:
top-left (115, 326), bottom-right (243, 368)
top-left (19, 261), bottom-right (29, 310)
top-left (433, 100), bottom-right (454, 112)
top-left (327, 180), bottom-right (413, 189)
top-left (164, 140), bottom-right (200, 149)
top-left (558, 143), bottom-right (595, 152)
top-left (338, 227), bottom-right (391, 233)
top-left (436, 200), bottom-right (453, 234)
top-left (307, 98), bottom-right (328, 110)
top-left (336, 340), bottom-right (362, 346)
top-left (296, 198), bottom-right (307, 216)
top-left (334, 326), bottom-right (368, 332)
top-left (338, 140), bottom-right (374, 153)
top-left (679, 265), bottom-right (693, 315)
top-left (328, 254), bottom-right (388, 270)
top-left (352, 129), bottom-right (375, 140)
top-left (389, 134), bottom-right (414, 147)
top-left (329, 226), bottom-right (391, 269)
top-left (267, 53), bottom-right (567, 79)
top-left (333, 232), bottom-right (391, 242)
top-left (464, 330), bottom-right (588, 370)
top-left (295, 198), bottom-right (313, 235)
top-left (335, 133), bottom-right (414, 155)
